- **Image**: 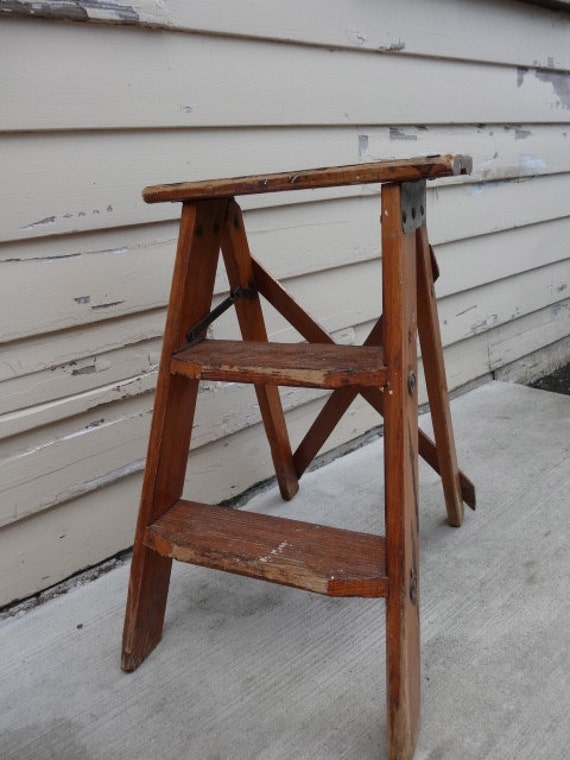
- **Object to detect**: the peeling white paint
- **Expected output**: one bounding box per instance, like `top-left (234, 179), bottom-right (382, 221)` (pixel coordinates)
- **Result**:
top-left (517, 154), bottom-right (547, 173)
top-left (18, 216), bottom-right (56, 231)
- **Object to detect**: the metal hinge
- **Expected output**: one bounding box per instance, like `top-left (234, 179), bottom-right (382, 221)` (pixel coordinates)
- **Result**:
top-left (401, 180), bottom-right (427, 234)
top-left (184, 285), bottom-right (257, 345)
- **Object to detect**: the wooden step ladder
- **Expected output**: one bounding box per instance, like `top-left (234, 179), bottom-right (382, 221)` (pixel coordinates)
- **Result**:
top-left (121, 155), bottom-right (476, 760)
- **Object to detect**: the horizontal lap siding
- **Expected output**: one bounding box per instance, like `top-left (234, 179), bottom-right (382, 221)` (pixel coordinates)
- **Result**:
top-left (1, 2), bottom-right (569, 605)
top-left (3, 26), bottom-right (569, 131)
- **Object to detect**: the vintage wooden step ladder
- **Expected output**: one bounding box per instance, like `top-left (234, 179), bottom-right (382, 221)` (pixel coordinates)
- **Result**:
top-left (122, 155), bottom-right (476, 760)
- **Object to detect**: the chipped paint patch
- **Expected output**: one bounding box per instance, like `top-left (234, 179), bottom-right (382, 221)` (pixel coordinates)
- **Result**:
top-left (456, 305), bottom-right (477, 318)
top-left (377, 40), bottom-right (406, 53)
top-left (358, 134), bottom-right (368, 158)
top-left (504, 125), bottom-right (532, 140)
top-left (535, 69), bottom-right (570, 110)
top-left (518, 154), bottom-right (547, 174)
top-left (389, 127), bottom-right (417, 142)
top-left (19, 216), bottom-right (56, 231)
top-left (0, 0), bottom-right (140, 25)
top-left (90, 300), bottom-right (125, 310)
top-left (518, 65), bottom-right (570, 109)
top-left (348, 30), bottom-right (367, 47)
top-left (258, 540), bottom-right (290, 564)
top-left (74, 295), bottom-right (91, 305)
top-left (469, 180), bottom-right (510, 196)
top-left (517, 68), bottom-right (529, 87)
top-left (71, 364), bottom-right (97, 375)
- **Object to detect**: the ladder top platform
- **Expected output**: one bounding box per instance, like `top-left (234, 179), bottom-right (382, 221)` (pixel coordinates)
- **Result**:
top-left (143, 154), bottom-right (472, 204)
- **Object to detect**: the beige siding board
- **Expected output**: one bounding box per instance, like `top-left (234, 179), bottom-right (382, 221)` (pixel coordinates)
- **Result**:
top-left (0, 377), bottom-right (360, 528)
top-left (1, 198), bottom-right (382, 340)
top-left (362, 124), bottom-right (570, 183)
top-left (131, 0), bottom-right (570, 71)
top-left (2, 212), bottom-right (568, 438)
top-left (487, 298), bottom-right (570, 370)
top-left (438, 258), bottom-right (570, 347)
top-left (4, 204), bottom-right (568, 343)
top-left (0, 473), bottom-right (143, 606)
top-left (0, 338), bottom-right (160, 418)
top-left (433, 217), bottom-right (570, 299)
top-left (430, 174), bottom-right (570, 243)
top-left (437, 299), bottom-right (570, 392)
top-left (3, 125), bottom-right (569, 243)
top-left (0, 242), bottom-right (174, 343)
top-left (0, 310), bottom-right (165, 384)
top-left (3, 0), bottom-right (570, 70)
top-left (0, 394), bottom-right (152, 526)
top-left (3, 21), bottom-right (570, 132)
top-left (0, 247), bottom-right (380, 342)
top-left (0, 370), bottom-right (157, 439)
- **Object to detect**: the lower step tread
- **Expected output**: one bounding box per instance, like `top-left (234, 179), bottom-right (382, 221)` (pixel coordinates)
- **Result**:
top-left (171, 340), bottom-right (387, 389)
top-left (144, 500), bottom-right (388, 598)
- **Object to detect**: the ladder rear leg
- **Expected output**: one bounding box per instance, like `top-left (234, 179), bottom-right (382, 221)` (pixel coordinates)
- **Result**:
top-left (221, 199), bottom-right (299, 500)
top-left (416, 224), bottom-right (465, 526)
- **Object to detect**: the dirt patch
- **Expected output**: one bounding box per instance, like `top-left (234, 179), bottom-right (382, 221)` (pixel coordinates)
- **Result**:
top-left (529, 362), bottom-right (570, 397)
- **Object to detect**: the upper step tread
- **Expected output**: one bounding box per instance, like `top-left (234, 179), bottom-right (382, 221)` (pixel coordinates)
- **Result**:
top-left (171, 340), bottom-right (387, 389)
top-left (144, 500), bottom-right (388, 598)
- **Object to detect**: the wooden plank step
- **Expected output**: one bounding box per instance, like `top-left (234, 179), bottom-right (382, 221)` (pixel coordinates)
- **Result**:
top-left (171, 340), bottom-right (387, 389)
top-left (144, 500), bottom-right (389, 598)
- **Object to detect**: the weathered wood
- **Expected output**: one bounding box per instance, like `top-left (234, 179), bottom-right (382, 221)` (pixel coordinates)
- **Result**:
top-left (252, 258), bottom-right (332, 344)
top-left (252, 257), bottom-right (477, 495)
top-left (171, 339), bottom-right (387, 389)
top-left (122, 199), bottom-right (227, 672)
top-left (292, 318), bottom-right (382, 475)
top-left (381, 183), bottom-right (421, 759)
top-left (417, 225), bottom-right (468, 525)
top-left (143, 155), bottom-right (471, 203)
top-left (144, 499), bottom-right (389, 598)
top-left (221, 199), bottom-right (298, 501)
top-left (119, 158), bottom-right (476, 760)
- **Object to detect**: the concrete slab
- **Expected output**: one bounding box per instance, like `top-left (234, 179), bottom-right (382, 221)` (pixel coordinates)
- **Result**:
top-left (1, 381), bottom-right (569, 760)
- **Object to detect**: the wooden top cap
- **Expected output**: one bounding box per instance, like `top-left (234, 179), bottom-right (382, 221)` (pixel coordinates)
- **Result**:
top-left (143, 154), bottom-right (472, 204)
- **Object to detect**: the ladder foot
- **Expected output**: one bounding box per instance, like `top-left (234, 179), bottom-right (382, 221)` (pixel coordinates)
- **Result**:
top-left (121, 549), bottom-right (172, 673)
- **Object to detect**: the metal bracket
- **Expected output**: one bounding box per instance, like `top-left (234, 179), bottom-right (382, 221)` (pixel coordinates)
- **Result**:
top-left (185, 285), bottom-right (256, 344)
top-left (401, 180), bottom-right (427, 234)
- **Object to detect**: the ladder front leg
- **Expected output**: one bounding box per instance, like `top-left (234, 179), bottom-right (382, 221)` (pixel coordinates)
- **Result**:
top-left (382, 183), bottom-right (421, 760)
top-left (122, 200), bottom-right (227, 671)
